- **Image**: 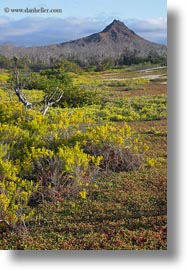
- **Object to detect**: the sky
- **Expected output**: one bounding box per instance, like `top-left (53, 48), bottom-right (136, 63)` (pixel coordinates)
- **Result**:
top-left (0, 0), bottom-right (167, 46)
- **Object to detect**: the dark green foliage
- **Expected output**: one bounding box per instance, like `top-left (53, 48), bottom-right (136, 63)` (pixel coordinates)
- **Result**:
top-left (58, 59), bottom-right (83, 74)
top-left (0, 55), bottom-right (12, 69)
top-left (25, 65), bottom-right (72, 91)
top-left (24, 63), bottom-right (101, 108)
top-left (95, 58), bottom-right (113, 72)
top-left (59, 86), bottom-right (101, 108)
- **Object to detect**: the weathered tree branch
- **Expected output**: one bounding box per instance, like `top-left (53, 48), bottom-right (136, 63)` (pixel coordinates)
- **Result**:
top-left (14, 71), bottom-right (32, 109)
top-left (41, 87), bottom-right (64, 116)
top-left (12, 68), bottom-right (64, 115)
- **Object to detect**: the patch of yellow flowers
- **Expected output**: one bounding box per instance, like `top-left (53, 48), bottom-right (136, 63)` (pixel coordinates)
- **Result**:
top-left (0, 157), bottom-right (37, 226)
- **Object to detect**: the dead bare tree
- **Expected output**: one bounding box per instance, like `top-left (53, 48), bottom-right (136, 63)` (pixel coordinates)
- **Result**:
top-left (14, 70), bottom-right (32, 109)
top-left (12, 69), bottom-right (63, 115)
top-left (41, 87), bottom-right (63, 116)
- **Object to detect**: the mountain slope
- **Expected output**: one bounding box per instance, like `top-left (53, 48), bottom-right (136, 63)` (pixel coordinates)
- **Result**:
top-left (0, 20), bottom-right (167, 66)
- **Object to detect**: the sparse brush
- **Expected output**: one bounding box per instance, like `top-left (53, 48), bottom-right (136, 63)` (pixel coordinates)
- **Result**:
top-left (84, 142), bottom-right (143, 172)
top-left (82, 123), bottom-right (145, 172)
top-left (21, 144), bottom-right (102, 205)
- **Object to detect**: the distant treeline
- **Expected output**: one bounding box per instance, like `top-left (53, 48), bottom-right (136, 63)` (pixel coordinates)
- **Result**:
top-left (0, 53), bottom-right (167, 72)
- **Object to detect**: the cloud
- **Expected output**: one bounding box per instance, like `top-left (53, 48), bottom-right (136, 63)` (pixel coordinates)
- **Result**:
top-left (0, 16), bottom-right (167, 46)
top-left (0, 16), bottom-right (108, 46)
top-left (126, 17), bottom-right (167, 44)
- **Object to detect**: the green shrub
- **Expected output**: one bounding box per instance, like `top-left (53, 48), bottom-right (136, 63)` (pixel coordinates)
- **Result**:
top-left (59, 86), bottom-right (101, 108)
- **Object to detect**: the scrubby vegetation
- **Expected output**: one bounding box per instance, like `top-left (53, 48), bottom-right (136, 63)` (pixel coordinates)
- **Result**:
top-left (0, 62), bottom-right (167, 249)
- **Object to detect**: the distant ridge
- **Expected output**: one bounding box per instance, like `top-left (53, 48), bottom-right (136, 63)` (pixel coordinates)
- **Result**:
top-left (0, 20), bottom-right (167, 66)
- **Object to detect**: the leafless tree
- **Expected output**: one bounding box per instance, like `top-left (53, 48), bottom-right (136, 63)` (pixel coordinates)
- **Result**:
top-left (41, 87), bottom-right (63, 116)
top-left (13, 70), bottom-right (63, 116)
top-left (13, 70), bottom-right (32, 109)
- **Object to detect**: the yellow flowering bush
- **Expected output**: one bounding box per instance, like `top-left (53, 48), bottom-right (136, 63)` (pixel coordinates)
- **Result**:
top-left (82, 123), bottom-right (145, 172)
top-left (58, 143), bottom-right (102, 193)
top-left (85, 123), bottom-right (132, 147)
top-left (0, 89), bottom-right (147, 209)
top-left (0, 157), bottom-right (36, 227)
